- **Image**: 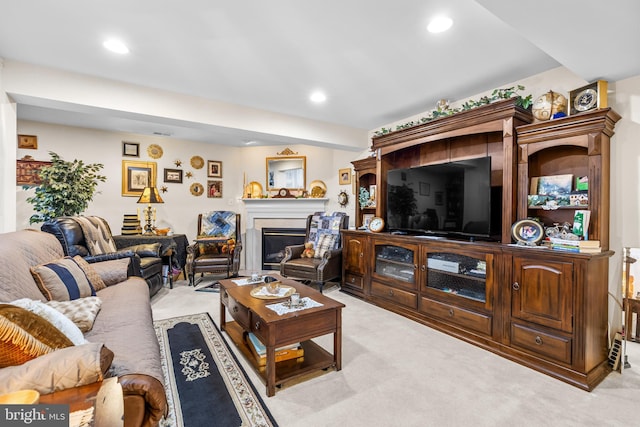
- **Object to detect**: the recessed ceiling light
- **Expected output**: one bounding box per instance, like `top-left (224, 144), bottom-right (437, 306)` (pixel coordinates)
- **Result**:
top-left (427, 16), bottom-right (453, 33)
top-left (103, 39), bottom-right (129, 54)
top-left (310, 91), bottom-right (327, 103)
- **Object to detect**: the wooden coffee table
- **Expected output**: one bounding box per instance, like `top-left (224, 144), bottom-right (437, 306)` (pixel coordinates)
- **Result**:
top-left (219, 274), bottom-right (344, 396)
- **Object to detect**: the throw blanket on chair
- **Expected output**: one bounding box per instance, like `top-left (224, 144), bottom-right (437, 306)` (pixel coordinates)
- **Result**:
top-left (73, 216), bottom-right (117, 255)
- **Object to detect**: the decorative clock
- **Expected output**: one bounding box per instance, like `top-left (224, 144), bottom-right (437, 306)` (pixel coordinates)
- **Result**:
top-left (273, 188), bottom-right (293, 198)
top-left (569, 80), bottom-right (607, 115)
top-left (368, 217), bottom-right (385, 233)
top-left (337, 190), bottom-right (349, 207)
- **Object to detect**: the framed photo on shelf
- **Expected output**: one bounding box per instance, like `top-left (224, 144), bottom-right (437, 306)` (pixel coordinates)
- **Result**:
top-left (339, 168), bottom-right (351, 185)
top-left (207, 180), bottom-right (223, 198)
top-left (362, 213), bottom-right (374, 229)
top-left (435, 191), bottom-right (443, 206)
top-left (163, 168), bottom-right (183, 183)
top-left (208, 160), bottom-right (222, 178)
top-left (122, 141), bottom-right (140, 157)
top-left (122, 160), bottom-right (156, 197)
top-left (511, 219), bottom-right (544, 245)
top-left (419, 182), bottom-right (430, 196)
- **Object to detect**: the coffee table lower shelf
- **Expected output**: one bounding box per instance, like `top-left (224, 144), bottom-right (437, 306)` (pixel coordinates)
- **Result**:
top-left (223, 321), bottom-right (337, 390)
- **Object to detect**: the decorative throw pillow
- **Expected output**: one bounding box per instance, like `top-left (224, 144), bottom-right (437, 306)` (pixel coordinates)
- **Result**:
top-left (315, 233), bottom-right (338, 259)
top-left (31, 257), bottom-right (96, 301)
top-left (73, 255), bottom-right (106, 291)
top-left (46, 297), bottom-right (102, 333)
top-left (0, 304), bottom-right (73, 368)
top-left (90, 258), bottom-right (130, 286)
top-left (10, 299), bottom-right (86, 345)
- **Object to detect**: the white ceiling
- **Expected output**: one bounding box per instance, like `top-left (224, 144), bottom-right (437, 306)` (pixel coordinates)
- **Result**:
top-left (1, 0), bottom-right (638, 145)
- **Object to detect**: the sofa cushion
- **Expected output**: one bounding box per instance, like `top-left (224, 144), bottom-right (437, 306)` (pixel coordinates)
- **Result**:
top-left (314, 233), bottom-right (338, 258)
top-left (0, 304), bottom-right (73, 368)
top-left (0, 342), bottom-right (113, 395)
top-left (30, 257), bottom-right (96, 301)
top-left (46, 297), bottom-right (102, 333)
top-left (91, 258), bottom-right (130, 286)
top-left (72, 255), bottom-right (106, 291)
top-left (10, 299), bottom-right (86, 345)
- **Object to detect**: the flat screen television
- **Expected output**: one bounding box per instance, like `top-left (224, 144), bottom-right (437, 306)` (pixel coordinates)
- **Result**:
top-left (386, 156), bottom-right (499, 241)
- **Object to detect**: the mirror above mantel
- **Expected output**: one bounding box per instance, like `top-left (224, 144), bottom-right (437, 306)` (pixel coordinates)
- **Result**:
top-left (266, 155), bottom-right (306, 192)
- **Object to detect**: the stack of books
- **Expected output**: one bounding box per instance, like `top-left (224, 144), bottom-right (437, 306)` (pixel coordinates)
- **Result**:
top-left (549, 237), bottom-right (601, 253)
top-left (121, 214), bottom-right (141, 235)
top-left (245, 332), bottom-right (304, 367)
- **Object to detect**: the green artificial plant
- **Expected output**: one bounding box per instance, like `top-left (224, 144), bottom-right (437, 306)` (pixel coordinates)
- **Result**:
top-left (25, 152), bottom-right (106, 224)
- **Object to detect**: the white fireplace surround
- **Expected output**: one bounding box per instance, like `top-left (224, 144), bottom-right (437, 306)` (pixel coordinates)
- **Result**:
top-left (242, 198), bottom-right (328, 271)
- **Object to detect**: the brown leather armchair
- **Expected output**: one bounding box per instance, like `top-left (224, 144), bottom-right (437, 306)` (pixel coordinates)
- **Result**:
top-left (280, 212), bottom-right (348, 293)
top-left (186, 211), bottom-right (242, 285)
top-left (41, 216), bottom-right (165, 296)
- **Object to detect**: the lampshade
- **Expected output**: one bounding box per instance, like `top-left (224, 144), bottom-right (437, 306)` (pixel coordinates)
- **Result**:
top-left (137, 186), bottom-right (164, 204)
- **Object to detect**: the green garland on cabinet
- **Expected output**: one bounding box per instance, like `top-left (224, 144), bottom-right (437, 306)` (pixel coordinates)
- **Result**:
top-left (373, 85), bottom-right (532, 137)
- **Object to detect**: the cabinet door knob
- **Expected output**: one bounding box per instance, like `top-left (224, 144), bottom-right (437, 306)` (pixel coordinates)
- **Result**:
top-left (255, 321), bottom-right (261, 330)
top-left (420, 265), bottom-right (426, 272)
top-left (389, 289), bottom-right (395, 297)
top-left (413, 264), bottom-right (418, 270)
top-left (359, 252), bottom-right (363, 257)
top-left (449, 309), bottom-right (454, 317)
top-left (512, 282), bottom-right (520, 291)
top-left (535, 336), bottom-right (543, 345)
top-left (232, 306), bottom-right (238, 313)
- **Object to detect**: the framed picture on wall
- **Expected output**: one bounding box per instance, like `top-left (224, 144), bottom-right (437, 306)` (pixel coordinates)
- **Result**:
top-left (339, 168), bottom-right (351, 185)
top-left (208, 160), bottom-right (222, 178)
top-left (122, 141), bottom-right (140, 157)
top-left (164, 168), bottom-right (183, 183)
top-left (122, 160), bottom-right (156, 197)
top-left (16, 159), bottom-right (51, 185)
top-left (207, 180), bottom-right (223, 198)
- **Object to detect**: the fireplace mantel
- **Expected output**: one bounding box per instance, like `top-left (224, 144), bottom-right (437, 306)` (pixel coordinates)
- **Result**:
top-left (242, 198), bottom-right (328, 271)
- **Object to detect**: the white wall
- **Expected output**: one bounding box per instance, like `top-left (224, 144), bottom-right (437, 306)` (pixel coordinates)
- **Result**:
top-left (15, 121), bottom-right (359, 239)
top-left (0, 59), bottom-right (17, 232)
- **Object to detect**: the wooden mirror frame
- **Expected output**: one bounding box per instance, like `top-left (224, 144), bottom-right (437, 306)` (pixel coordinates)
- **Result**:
top-left (265, 156), bottom-right (306, 191)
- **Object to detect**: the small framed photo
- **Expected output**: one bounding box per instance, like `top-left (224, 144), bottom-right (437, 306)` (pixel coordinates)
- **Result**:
top-left (362, 214), bottom-right (374, 229)
top-left (339, 168), bottom-right (351, 185)
top-left (122, 141), bottom-right (140, 157)
top-left (164, 168), bottom-right (183, 183)
top-left (511, 219), bottom-right (545, 246)
top-left (419, 182), bottom-right (430, 196)
top-left (18, 134), bottom-right (38, 149)
top-left (369, 184), bottom-right (377, 207)
top-left (122, 160), bottom-right (156, 197)
top-left (207, 180), bottom-right (223, 198)
top-left (208, 160), bottom-right (222, 178)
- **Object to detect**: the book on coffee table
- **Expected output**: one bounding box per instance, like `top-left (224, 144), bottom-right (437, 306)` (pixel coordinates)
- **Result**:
top-left (246, 333), bottom-right (304, 367)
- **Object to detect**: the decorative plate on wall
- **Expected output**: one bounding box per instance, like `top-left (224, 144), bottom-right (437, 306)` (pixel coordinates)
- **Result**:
top-left (190, 182), bottom-right (204, 196)
top-left (309, 180), bottom-right (327, 198)
top-left (147, 144), bottom-right (163, 159)
top-left (190, 156), bottom-right (205, 169)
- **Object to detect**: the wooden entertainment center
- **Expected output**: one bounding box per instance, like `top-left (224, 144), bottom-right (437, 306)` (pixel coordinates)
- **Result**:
top-left (344, 98), bottom-right (620, 390)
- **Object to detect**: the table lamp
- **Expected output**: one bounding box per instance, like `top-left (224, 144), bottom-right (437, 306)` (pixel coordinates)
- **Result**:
top-left (137, 186), bottom-right (164, 234)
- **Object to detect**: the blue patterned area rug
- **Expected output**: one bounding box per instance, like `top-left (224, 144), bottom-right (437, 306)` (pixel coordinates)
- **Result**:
top-left (154, 313), bottom-right (278, 427)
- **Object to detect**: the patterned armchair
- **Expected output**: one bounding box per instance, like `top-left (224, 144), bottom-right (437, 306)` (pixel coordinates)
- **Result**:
top-left (280, 212), bottom-right (348, 293)
top-left (186, 211), bottom-right (242, 285)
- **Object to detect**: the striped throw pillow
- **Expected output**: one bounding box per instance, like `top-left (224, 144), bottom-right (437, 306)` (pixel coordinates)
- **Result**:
top-left (31, 257), bottom-right (96, 301)
top-left (314, 233), bottom-right (338, 259)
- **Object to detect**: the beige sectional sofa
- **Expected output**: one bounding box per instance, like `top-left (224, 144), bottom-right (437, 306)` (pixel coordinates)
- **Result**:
top-left (0, 229), bottom-right (167, 427)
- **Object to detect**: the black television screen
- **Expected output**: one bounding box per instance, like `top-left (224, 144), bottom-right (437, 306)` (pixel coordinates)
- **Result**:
top-left (386, 157), bottom-right (498, 240)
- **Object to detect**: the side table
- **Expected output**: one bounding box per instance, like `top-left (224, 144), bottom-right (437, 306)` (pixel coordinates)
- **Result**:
top-left (40, 378), bottom-right (124, 427)
top-left (113, 234), bottom-right (189, 288)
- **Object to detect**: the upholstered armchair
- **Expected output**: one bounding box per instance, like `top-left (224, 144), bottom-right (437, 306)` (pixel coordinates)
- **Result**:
top-left (280, 212), bottom-right (348, 293)
top-left (41, 216), bottom-right (165, 296)
top-left (186, 211), bottom-right (242, 285)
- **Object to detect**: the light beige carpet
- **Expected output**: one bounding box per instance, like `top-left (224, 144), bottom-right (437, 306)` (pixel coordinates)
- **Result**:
top-left (151, 276), bottom-right (640, 427)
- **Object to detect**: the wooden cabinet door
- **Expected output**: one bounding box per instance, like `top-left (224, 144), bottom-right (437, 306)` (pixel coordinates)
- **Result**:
top-left (344, 236), bottom-right (366, 275)
top-left (511, 256), bottom-right (573, 333)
